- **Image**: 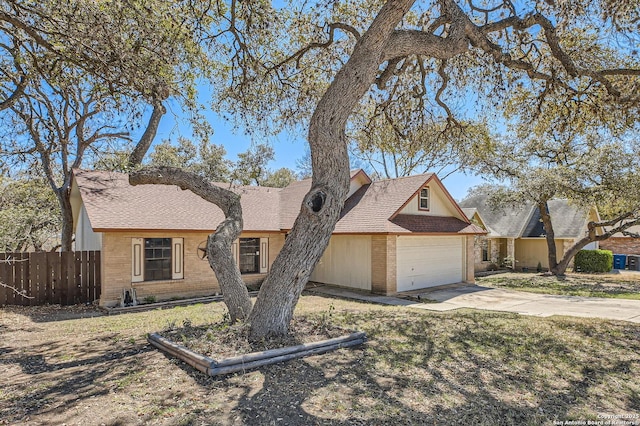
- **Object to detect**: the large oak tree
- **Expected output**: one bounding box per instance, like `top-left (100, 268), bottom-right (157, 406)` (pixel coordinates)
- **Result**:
top-left (130, 0), bottom-right (639, 339)
top-left (3, 0), bottom-right (638, 338)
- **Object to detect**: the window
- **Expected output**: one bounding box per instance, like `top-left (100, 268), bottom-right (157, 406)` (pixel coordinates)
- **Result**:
top-left (481, 239), bottom-right (489, 262)
top-left (419, 187), bottom-right (430, 210)
top-left (232, 237), bottom-right (269, 275)
top-left (131, 237), bottom-right (183, 283)
top-left (239, 238), bottom-right (260, 274)
top-left (144, 238), bottom-right (172, 281)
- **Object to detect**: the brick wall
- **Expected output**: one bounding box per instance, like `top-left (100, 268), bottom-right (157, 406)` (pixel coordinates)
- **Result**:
top-left (600, 237), bottom-right (640, 255)
top-left (371, 235), bottom-right (396, 295)
top-left (100, 231), bottom-right (284, 307)
top-left (465, 236), bottom-right (475, 283)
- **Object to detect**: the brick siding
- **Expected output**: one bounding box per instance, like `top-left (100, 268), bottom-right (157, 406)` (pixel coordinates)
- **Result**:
top-left (600, 238), bottom-right (640, 255)
top-left (371, 235), bottom-right (397, 295)
top-left (100, 231), bottom-right (284, 307)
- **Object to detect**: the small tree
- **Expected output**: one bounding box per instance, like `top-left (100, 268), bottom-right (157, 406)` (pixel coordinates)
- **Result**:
top-left (0, 176), bottom-right (60, 251)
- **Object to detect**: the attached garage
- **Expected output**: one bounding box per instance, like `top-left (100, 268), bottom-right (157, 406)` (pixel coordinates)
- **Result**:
top-left (396, 236), bottom-right (465, 292)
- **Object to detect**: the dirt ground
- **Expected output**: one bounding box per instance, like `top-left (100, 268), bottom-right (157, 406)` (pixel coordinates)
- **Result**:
top-left (2, 295), bottom-right (640, 425)
top-left (0, 300), bottom-right (371, 426)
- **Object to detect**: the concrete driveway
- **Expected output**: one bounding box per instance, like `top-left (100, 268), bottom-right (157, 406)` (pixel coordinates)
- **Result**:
top-left (308, 284), bottom-right (640, 323)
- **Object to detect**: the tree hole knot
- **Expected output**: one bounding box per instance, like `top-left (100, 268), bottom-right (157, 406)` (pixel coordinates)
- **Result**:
top-left (308, 190), bottom-right (326, 213)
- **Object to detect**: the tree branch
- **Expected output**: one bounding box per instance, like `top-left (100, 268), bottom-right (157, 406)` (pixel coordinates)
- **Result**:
top-left (129, 166), bottom-right (252, 322)
top-left (128, 100), bottom-right (166, 168)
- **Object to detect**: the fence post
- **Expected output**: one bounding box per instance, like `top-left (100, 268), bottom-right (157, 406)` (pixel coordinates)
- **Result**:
top-left (95, 251), bottom-right (102, 302)
top-left (30, 252), bottom-right (46, 305)
top-left (16, 253), bottom-right (29, 306)
top-left (0, 253), bottom-right (8, 305)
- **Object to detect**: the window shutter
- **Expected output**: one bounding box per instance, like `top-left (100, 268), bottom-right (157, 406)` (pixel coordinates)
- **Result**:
top-left (131, 238), bottom-right (144, 283)
top-left (172, 238), bottom-right (184, 280)
top-left (259, 238), bottom-right (269, 273)
top-left (231, 240), bottom-right (239, 266)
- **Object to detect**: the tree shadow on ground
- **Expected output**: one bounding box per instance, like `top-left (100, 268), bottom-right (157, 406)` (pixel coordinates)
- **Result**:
top-left (156, 309), bottom-right (637, 425)
top-left (0, 334), bottom-right (154, 424)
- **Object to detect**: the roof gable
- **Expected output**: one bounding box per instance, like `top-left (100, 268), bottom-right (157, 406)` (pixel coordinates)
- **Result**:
top-left (392, 174), bottom-right (468, 221)
top-left (333, 173), bottom-right (480, 234)
top-left (522, 199), bottom-right (591, 238)
top-left (459, 193), bottom-right (592, 239)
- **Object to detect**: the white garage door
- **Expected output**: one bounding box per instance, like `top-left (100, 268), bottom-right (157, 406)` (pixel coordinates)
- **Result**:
top-left (396, 236), bottom-right (464, 292)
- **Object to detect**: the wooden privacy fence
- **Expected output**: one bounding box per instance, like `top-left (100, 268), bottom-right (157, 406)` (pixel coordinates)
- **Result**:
top-left (0, 251), bottom-right (101, 306)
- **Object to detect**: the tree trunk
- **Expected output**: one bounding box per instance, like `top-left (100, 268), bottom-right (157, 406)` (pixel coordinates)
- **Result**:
top-left (537, 200), bottom-right (562, 275)
top-left (56, 188), bottom-right (74, 252)
top-left (129, 167), bottom-right (252, 322)
top-left (248, 0), bottom-right (417, 340)
top-left (553, 239), bottom-right (588, 276)
top-left (128, 101), bottom-right (166, 169)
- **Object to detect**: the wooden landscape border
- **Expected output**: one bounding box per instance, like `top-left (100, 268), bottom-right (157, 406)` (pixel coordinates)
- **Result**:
top-left (148, 331), bottom-right (366, 376)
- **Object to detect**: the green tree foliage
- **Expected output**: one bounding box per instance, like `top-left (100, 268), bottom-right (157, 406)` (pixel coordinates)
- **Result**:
top-left (349, 110), bottom-right (493, 179)
top-left (232, 144), bottom-right (275, 186)
top-left (0, 176), bottom-right (60, 252)
top-left (149, 137), bottom-right (232, 182)
top-left (92, 148), bottom-right (133, 173)
top-left (262, 167), bottom-right (297, 188)
top-left (473, 130), bottom-right (640, 275)
top-left (0, 0), bottom-right (211, 250)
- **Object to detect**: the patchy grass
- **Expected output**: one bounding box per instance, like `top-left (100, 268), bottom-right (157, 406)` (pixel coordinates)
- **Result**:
top-left (1, 296), bottom-right (640, 425)
top-left (478, 272), bottom-right (640, 300)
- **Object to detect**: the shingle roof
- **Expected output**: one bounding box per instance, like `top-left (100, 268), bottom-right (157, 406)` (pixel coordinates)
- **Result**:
top-left (278, 179), bottom-right (311, 230)
top-left (458, 192), bottom-right (590, 239)
top-left (461, 207), bottom-right (478, 219)
top-left (74, 169), bottom-right (484, 235)
top-left (458, 193), bottom-right (533, 237)
top-left (73, 170), bottom-right (281, 232)
top-left (390, 214), bottom-right (485, 234)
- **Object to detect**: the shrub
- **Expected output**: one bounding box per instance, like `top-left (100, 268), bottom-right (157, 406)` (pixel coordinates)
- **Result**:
top-left (574, 249), bottom-right (613, 273)
top-left (143, 295), bottom-right (157, 304)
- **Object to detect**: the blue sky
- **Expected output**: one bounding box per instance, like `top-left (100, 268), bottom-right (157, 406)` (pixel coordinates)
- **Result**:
top-left (148, 106), bottom-right (485, 201)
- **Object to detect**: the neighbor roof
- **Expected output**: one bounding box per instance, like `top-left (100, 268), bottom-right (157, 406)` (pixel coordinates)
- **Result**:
top-left (459, 193), bottom-right (591, 239)
top-left (73, 169), bottom-right (484, 235)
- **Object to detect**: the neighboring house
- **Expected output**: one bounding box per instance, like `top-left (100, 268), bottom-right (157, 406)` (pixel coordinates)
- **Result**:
top-left (459, 194), bottom-right (600, 272)
top-left (599, 225), bottom-right (640, 255)
top-left (71, 169), bottom-right (484, 306)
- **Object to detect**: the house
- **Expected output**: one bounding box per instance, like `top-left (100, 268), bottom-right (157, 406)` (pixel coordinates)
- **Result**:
top-left (458, 193), bottom-right (600, 272)
top-left (599, 225), bottom-right (640, 255)
top-left (71, 169), bottom-right (485, 306)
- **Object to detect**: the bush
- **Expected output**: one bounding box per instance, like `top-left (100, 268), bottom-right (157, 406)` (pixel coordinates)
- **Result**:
top-left (574, 249), bottom-right (613, 273)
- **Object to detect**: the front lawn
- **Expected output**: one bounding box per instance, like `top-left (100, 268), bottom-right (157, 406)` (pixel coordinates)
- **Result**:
top-left (478, 272), bottom-right (640, 300)
top-left (1, 296), bottom-right (639, 425)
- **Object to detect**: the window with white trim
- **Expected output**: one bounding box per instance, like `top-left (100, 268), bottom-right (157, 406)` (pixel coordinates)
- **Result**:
top-left (419, 187), bottom-right (430, 210)
top-left (232, 237), bottom-right (269, 274)
top-left (132, 237), bottom-right (184, 283)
